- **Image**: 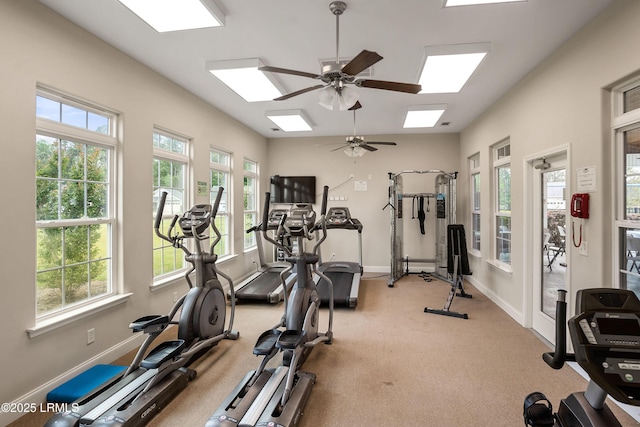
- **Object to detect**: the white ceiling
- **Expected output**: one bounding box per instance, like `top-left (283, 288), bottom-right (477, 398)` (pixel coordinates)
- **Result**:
top-left (38, 0), bottom-right (613, 139)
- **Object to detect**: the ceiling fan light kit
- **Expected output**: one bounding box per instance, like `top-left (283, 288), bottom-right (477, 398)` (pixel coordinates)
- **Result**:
top-left (258, 1), bottom-right (421, 111)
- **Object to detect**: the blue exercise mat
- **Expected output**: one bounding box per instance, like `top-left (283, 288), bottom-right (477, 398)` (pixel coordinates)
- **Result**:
top-left (47, 364), bottom-right (126, 403)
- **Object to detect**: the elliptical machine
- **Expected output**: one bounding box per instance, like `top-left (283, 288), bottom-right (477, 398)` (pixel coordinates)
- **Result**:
top-left (46, 188), bottom-right (239, 427)
top-left (206, 186), bottom-right (334, 427)
top-left (523, 288), bottom-right (640, 427)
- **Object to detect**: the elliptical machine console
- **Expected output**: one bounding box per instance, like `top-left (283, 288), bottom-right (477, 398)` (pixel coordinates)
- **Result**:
top-left (524, 288), bottom-right (640, 427)
top-left (178, 204), bottom-right (212, 237)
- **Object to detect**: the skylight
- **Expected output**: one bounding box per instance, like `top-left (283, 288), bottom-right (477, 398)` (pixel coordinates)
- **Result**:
top-left (266, 110), bottom-right (313, 132)
top-left (444, 0), bottom-right (526, 6)
top-left (403, 106), bottom-right (447, 128)
top-left (206, 59), bottom-right (284, 102)
top-left (418, 43), bottom-right (490, 94)
top-left (117, 0), bottom-right (225, 32)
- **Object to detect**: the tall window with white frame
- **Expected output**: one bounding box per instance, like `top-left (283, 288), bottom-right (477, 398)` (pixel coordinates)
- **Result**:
top-left (243, 159), bottom-right (259, 250)
top-left (470, 153), bottom-right (481, 253)
top-left (614, 79), bottom-right (640, 296)
top-left (152, 130), bottom-right (189, 280)
top-left (35, 89), bottom-right (116, 317)
top-left (494, 141), bottom-right (511, 265)
top-left (211, 148), bottom-right (231, 257)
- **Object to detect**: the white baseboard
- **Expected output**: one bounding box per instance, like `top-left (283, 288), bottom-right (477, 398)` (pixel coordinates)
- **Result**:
top-left (362, 265), bottom-right (391, 274)
top-left (0, 333), bottom-right (145, 425)
top-left (466, 275), bottom-right (524, 325)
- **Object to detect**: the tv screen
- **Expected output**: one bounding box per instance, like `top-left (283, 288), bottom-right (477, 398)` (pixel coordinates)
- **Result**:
top-left (270, 175), bottom-right (316, 204)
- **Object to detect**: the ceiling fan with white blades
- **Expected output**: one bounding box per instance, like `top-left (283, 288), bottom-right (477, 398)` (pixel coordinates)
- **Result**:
top-left (259, 1), bottom-right (421, 111)
top-left (332, 101), bottom-right (397, 157)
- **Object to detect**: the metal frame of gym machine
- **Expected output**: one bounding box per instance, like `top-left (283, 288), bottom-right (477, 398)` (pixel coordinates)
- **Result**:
top-left (387, 169), bottom-right (458, 287)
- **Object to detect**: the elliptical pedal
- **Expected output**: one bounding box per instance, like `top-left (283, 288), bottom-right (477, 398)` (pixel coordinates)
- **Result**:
top-left (254, 329), bottom-right (281, 356)
top-left (523, 392), bottom-right (555, 427)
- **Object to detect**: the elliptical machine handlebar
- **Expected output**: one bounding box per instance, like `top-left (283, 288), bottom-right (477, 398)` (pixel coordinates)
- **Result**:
top-left (208, 187), bottom-right (224, 253)
top-left (543, 289), bottom-right (575, 369)
top-left (154, 191), bottom-right (186, 253)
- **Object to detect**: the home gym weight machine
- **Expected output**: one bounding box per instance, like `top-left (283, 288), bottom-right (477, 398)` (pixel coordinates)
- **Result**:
top-left (46, 188), bottom-right (239, 427)
top-left (206, 186), bottom-right (334, 427)
top-left (385, 170), bottom-right (472, 318)
top-left (386, 170), bottom-right (457, 286)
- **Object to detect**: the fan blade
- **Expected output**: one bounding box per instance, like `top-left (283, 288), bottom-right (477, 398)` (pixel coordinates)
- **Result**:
top-left (341, 50), bottom-right (383, 76)
top-left (348, 101), bottom-right (363, 111)
top-left (259, 65), bottom-right (321, 80)
top-left (356, 79), bottom-right (421, 94)
top-left (360, 144), bottom-right (378, 152)
top-left (274, 84), bottom-right (325, 101)
top-left (330, 144), bottom-right (350, 152)
top-left (366, 141), bottom-right (397, 146)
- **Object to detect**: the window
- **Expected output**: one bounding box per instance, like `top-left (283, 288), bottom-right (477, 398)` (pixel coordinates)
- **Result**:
top-left (153, 129), bottom-right (189, 280)
top-left (35, 89), bottom-right (116, 317)
top-left (211, 148), bottom-right (231, 257)
top-left (243, 159), bottom-right (258, 250)
top-left (470, 154), bottom-right (481, 252)
top-left (494, 141), bottom-right (511, 265)
top-left (614, 78), bottom-right (640, 296)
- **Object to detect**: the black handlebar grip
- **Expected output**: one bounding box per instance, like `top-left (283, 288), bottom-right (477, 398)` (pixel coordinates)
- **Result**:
top-left (212, 187), bottom-right (224, 217)
top-left (321, 185), bottom-right (329, 215)
top-left (543, 290), bottom-right (567, 370)
top-left (261, 192), bottom-right (271, 232)
top-left (154, 191), bottom-right (168, 230)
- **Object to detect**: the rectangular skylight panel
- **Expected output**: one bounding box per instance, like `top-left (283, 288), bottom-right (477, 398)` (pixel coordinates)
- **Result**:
top-left (118, 0), bottom-right (224, 32)
top-left (403, 108), bottom-right (446, 128)
top-left (209, 68), bottom-right (283, 102)
top-left (419, 52), bottom-right (486, 93)
top-left (445, 0), bottom-right (526, 6)
top-left (266, 112), bottom-right (312, 132)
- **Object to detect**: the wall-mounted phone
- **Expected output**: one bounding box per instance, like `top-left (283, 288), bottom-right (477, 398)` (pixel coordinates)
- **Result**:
top-left (571, 193), bottom-right (589, 248)
top-left (571, 193), bottom-right (589, 219)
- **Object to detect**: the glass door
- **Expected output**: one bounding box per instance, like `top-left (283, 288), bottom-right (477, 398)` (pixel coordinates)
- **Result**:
top-left (532, 154), bottom-right (566, 342)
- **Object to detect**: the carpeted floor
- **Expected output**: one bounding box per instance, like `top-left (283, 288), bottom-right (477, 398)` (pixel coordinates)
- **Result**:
top-left (11, 275), bottom-right (639, 426)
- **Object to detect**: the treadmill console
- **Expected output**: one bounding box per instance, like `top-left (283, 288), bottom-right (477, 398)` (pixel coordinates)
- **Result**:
top-left (569, 289), bottom-right (640, 405)
top-left (325, 207), bottom-right (363, 232)
top-left (326, 207), bottom-right (351, 226)
top-left (179, 204), bottom-right (212, 237)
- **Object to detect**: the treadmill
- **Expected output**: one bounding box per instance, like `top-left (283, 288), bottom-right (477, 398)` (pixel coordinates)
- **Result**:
top-left (315, 207), bottom-right (363, 308)
top-left (231, 209), bottom-right (295, 304)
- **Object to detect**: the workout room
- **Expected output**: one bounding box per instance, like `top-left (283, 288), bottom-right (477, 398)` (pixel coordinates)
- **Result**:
top-left (3, 1), bottom-right (640, 426)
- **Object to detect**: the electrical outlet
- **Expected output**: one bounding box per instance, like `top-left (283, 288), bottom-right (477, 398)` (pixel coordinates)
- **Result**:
top-left (579, 241), bottom-right (588, 256)
top-left (87, 328), bottom-right (95, 345)
top-left (349, 173), bottom-right (354, 179)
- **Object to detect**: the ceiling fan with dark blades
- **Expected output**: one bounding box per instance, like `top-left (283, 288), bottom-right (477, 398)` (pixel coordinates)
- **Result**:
top-left (331, 101), bottom-right (397, 157)
top-left (259, 1), bottom-right (421, 110)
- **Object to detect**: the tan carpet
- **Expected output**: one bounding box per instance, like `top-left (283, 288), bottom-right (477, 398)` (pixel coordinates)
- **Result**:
top-left (11, 275), bottom-right (638, 426)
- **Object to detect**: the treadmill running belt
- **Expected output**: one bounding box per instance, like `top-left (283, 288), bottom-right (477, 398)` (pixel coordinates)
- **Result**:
top-left (237, 271), bottom-right (289, 301)
top-left (317, 271), bottom-right (352, 307)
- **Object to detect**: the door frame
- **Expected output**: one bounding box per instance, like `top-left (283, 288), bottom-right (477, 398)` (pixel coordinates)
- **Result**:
top-left (523, 145), bottom-right (570, 343)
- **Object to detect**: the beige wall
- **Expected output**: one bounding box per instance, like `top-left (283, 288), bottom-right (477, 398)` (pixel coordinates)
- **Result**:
top-left (0, 1), bottom-right (267, 421)
top-left (458, 0), bottom-right (640, 321)
top-left (266, 134), bottom-right (459, 269)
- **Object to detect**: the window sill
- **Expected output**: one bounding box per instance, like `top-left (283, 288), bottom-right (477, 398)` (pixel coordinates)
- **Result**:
top-left (468, 249), bottom-right (481, 258)
top-left (486, 259), bottom-right (513, 275)
top-left (27, 293), bottom-right (132, 338)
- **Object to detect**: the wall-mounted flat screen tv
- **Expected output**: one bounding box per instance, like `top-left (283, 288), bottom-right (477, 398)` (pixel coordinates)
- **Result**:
top-left (270, 175), bottom-right (316, 204)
